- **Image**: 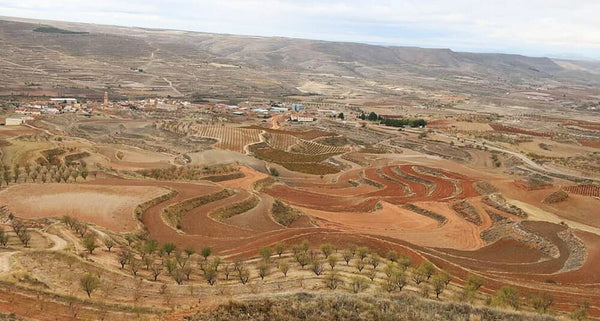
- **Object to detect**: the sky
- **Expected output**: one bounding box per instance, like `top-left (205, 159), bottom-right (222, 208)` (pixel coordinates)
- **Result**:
top-left (1, 0), bottom-right (599, 60)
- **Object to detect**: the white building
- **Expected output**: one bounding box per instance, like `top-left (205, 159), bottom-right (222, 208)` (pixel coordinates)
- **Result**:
top-left (290, 114), bottom-right (314, 122)
top-left (270, 107), bottom-right (289, 112)
top-left (50, 98), bottom-right (77, 104)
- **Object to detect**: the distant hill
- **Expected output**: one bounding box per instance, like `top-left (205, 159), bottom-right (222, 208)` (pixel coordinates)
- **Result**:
top-left (33, 26), bottom-right (89, 35)
top-left (0, 16), bottom-right (599, 100)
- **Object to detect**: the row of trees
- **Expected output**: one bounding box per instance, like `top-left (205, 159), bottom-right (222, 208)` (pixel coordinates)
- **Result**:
top-left (0, 162), bottom-right (90, 186)
top-left (68, 226), bottom-right (561, 316)
top-left (358, 112), bottom-right (427, 128)
top-left (0, 207), bottom-right (31, 247)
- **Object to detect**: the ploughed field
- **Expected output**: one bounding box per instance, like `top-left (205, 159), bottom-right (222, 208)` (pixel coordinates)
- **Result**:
top-left (1, 122), bottom-right (599, 318)
top-left (6, 162), bottom-right (594, 314)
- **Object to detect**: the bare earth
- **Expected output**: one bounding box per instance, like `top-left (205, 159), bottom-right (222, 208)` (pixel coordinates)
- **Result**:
top-left (0, 183), bottom-right (168, 232)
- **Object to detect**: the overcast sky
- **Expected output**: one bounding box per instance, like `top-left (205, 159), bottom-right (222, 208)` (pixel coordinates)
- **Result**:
top-left (1, 0), bottom-right (599, 60)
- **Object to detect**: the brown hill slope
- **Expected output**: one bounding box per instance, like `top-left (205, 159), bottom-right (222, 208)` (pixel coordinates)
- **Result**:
top-left (1, 16), bottom-right (599, 99)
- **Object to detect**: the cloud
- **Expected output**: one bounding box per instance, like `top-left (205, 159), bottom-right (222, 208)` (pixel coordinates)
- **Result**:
top-left (1, 0), bottom-right (598, 58)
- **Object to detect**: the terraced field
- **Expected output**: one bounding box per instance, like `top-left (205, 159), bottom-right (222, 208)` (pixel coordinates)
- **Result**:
top-left (158, 121), bottom-right (262, 153)
top-left (265, 164), bottom-right (479, 211)
top-left (563, 184), bottom-right (600, 197)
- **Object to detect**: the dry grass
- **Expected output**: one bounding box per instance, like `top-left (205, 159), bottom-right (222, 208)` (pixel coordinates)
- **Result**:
top-left (188, 293), bottom-right (557, 321)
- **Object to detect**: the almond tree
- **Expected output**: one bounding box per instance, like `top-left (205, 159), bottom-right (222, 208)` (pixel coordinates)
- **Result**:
top-left (275, 242), bottom-right (285, 257)
top-left (151, 262), bottom-right (163, 281)
top-left (83, 235), bottom-right (97, 254)
top-left (118, 250), bottom-right (132, 269)
top-left (162, 242), bottom-right (176, 256)
top-left (80, 273), bottom-right (100, 298)
top-left (104, 238), bottom-right (115, 252)
top-left (257, 261), bottom-right (270, 280)
top-left (279, 261), bottom-right (290, 277)
top-left (0, 227), bottom-right (8, 247)
top-left (201, 247), bottom-right (212, 260)
top-left (320, 243), bottom-right (335, 258)
top-left (238, 266), bottom-right (250, 284)
top-left (311, 259), bottom-right (324, 276)
top-left (324, 272), bottom-right (343, 290)
top-left (327, 255), bottom-right (338, 270)
top-left (203, 266), bottom-right (218, 285)
top-left (259, 247), bottom-right (274, 263)
top-left (342, 249), bottom-right (353, 265)
top-left (130, 258), bottom-right (141, 276)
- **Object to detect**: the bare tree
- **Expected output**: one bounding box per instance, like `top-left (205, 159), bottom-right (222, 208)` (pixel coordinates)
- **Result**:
top-left (368, 253), bottom-right (381, 269)
top-left (356, 246), bottom-right (370, 261)
top-left (238, 266), bottom-right (250, 284)
top-left (355, 259), bottom-right (365, 272)
top-left (172, 268), bottom-right (185, 285)
top-left (311, 259), bottom-right (325, 276)
top-left (151, 262), bottom-right (163, 281)
top-left (118, 250), bottom-right (132, 269)
top-left (130, 258), bottom-right (141, 276)
top-left (324, 272), bottom-right (343, 290)
top-left (223, 263), bottom-right (232, 280)
top-left (367, 268), bottom-right (377, 281)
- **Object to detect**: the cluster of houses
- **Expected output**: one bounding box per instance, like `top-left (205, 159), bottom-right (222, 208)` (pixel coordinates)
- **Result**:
top-left (221, 102), bottom-right (342, 122)
top-left (6, 95), bottom-right (349, 125)
top-left (13, 97), bottom-right (93, 117)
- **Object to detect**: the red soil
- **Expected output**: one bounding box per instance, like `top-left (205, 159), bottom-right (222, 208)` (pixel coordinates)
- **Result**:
top-left (564, 184), bottom-right (600, 197)
top-left (0, 183), bottom-right (168, 232)
top-left (179, 189), bottom-right (257, 237)
top-left (426, 119), bottom-right (452, 128)
top-left (17, 161), bottom-right (596, 316)
top-left (490, 123), bottom-right (552, 137)
top-left (578, 139), bottom-right (600, 149)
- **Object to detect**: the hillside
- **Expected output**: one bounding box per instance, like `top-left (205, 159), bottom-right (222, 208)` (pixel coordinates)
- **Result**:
top-left (189, 293), bottom-right (557, 321)
top-left (1, 16), bottom-right (599, 101)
